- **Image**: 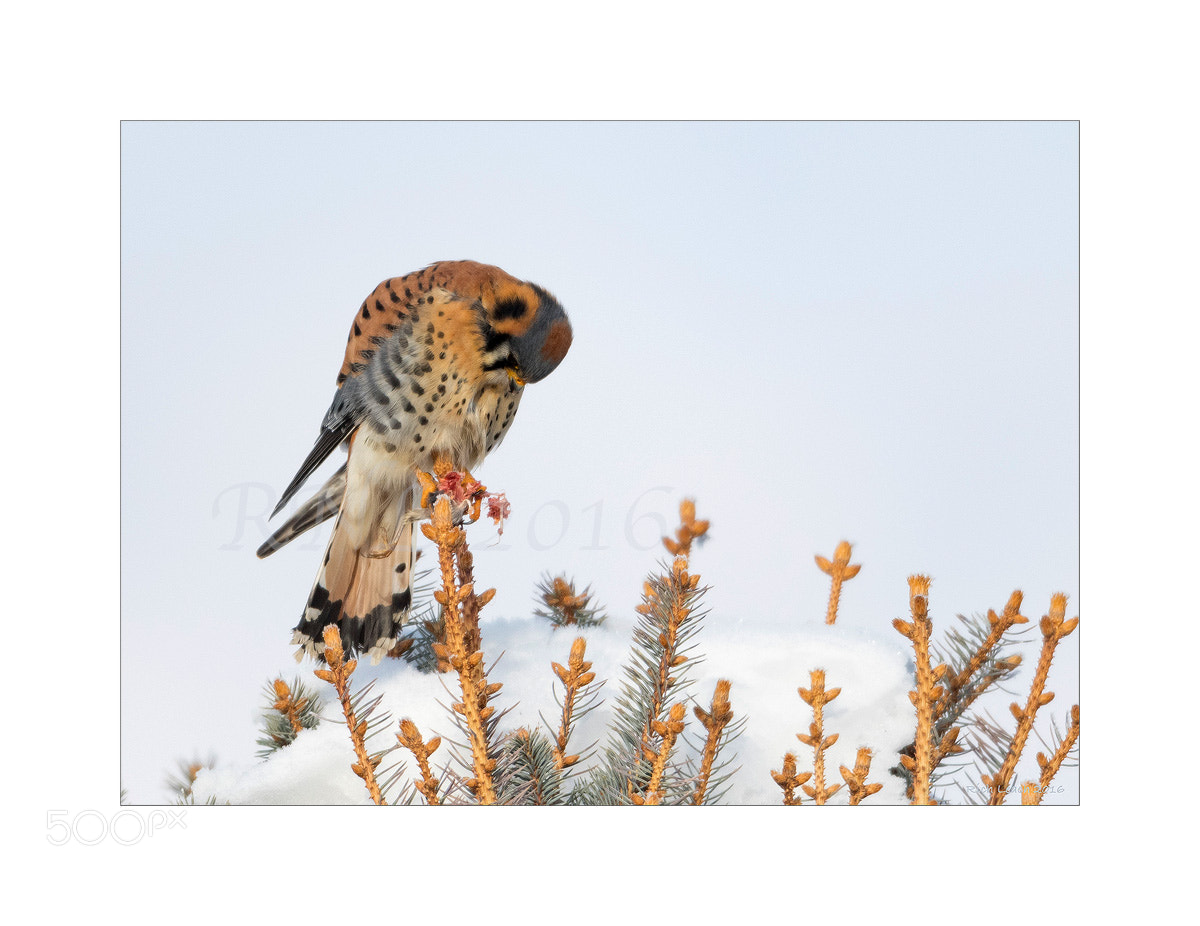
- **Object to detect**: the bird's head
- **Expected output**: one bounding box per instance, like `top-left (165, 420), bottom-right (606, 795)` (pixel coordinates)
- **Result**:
top-left (487, 281), bottom-right (573, 385)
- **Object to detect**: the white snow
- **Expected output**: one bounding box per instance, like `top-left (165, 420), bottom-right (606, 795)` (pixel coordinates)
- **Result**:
top-left (191, 610), bottom-right (918, 805)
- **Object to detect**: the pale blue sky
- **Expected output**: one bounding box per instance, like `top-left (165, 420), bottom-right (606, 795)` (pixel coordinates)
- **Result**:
top-left (120, 121), bottom-right (1078, 803)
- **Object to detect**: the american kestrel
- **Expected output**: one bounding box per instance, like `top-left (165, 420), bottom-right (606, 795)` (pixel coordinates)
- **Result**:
top-left (257, 260), bottom-right (573, 663)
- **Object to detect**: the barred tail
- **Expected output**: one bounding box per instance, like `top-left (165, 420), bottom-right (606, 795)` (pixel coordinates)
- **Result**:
top-left (290, 513), bottom-right (413, 664)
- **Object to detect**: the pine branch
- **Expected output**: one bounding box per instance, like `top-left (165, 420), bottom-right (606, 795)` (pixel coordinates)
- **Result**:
top-left (985, 594), bottom-right (1078, 804)
top-left (633, 558), bottom-right (703, 775)
top-left (840, 748), bottom-right (883, 805)
top-left (577, 500), bottom-right (715, 805)
top-left (662, 498), bottom-right (709, 557)
top-left (632, 703), bottom-right (687, 805)
top-left (892, 593), bottom-right (1030, 797)
top-left (771, 752), bottom-right (812, 806)
top-left (256, 676), bottom-right (322, 758)
top-left (797, 669), bottom-right (843, 804)
top-left (314, 625), bottom-right (388, 805)
top-left (599, 556), bottom-right (707, 804)
top-left (893, 574), bottom-right (945, 804)
top-left (535, 575), bottom-right (608, 629)
top-left (815, 540), bottom-right (862, 625)
top-left (691, 679), bottom-right (735, 804)
top-left (421, 491), bottom-right (502, 804)
top-left (549, 637), bottom-right (600, 770)
top-left (1023, 704), bottom-right (1080, 805)
top-left (935, 591), bottom-right (1029, 721)
top-left (495, 727), bottom-right (567, 805)
top-left (953, 710), bottom-right (1014, 804)
top-left (396, 719), bottom-right (442, 805)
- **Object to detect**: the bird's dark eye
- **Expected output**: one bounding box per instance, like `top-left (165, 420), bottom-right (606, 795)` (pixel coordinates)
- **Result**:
top-left (482, 327), bottom-right (508, 353)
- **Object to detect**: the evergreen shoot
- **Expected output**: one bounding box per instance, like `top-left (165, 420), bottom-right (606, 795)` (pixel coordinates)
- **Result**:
top-left (256, 676), bottom-right (322, 758)
top-left (534, 575), bottom-right (608, 629)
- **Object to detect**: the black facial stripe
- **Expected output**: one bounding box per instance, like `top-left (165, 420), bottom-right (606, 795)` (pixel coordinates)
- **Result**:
top-left (482, 327), bottom-right (508, 353)
top-left (492, 296), bottom-right (529, 321)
